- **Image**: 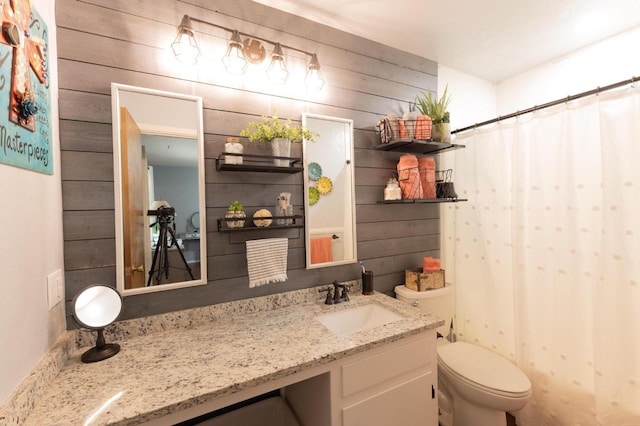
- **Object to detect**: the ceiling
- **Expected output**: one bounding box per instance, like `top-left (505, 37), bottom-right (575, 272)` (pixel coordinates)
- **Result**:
top-left (251, 0), bottom-right (640, 83)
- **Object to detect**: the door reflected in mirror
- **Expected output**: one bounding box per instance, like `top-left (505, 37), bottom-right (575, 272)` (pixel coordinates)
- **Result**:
top-left (302, 114), bottom-right (357, 269)
top-left (111, 84), bottom-right (207, 295)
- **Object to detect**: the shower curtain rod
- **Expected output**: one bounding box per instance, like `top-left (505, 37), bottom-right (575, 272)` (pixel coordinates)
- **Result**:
top-left (452, 75), bottom-right (639, 134)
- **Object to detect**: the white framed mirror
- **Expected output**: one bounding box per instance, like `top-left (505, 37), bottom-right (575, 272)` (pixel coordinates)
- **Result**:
top-left (111, 84), bottom-right (207, 295)
top-left (302, 114), bottom-right (357, 269)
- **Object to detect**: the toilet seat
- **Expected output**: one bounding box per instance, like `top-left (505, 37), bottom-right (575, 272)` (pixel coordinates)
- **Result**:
top-left (438, 342), bottom-right (531, 398)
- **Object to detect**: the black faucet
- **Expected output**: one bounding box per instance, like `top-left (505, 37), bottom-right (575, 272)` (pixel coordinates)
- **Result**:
top-left (319, 281), bottom-right (351, 305)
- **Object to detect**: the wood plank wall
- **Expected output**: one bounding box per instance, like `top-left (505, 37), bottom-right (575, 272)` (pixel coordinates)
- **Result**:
top-left (57, 0), bottom-right (441, 324)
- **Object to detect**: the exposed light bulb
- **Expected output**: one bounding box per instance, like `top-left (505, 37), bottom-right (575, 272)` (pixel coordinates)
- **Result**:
top-left (171, 15), bottom-right (200, 65)
top-left (222, 30), bottom-right (248, 75)
top-left (267, 43), bottom-right (288, 84)
top-left (305, 54), bottom-right (325, 92)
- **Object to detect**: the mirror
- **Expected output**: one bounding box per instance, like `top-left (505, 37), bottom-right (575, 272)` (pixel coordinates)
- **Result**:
top-left (302, 114), bottom-right (357, 268)
top-left (111, 84), bottom-right (207, 295)
top-left (72, 285), bottom-right (123, 363)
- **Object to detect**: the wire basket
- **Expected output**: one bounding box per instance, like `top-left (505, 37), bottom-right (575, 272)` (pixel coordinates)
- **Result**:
top-left (397, 166), bottom-right (423, 199)
top-left (378, 116), bottom-right (432, 143)
top-left (395, 168), bottom-right (458, 200)
top-left (435, 169), bottom-right (458, 199)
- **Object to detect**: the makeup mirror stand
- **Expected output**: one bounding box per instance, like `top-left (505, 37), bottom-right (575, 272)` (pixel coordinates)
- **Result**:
top-left (72, 285), bottom-right (124, 363)
top-left (82, 329), bottom-right (120, 363)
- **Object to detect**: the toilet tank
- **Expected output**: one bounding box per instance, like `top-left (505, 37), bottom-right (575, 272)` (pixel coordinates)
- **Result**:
top-left (395, 283), bottom-right (454, 339)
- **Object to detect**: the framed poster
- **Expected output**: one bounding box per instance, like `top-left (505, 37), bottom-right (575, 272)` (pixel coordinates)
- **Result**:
top-left (0, 0), bottom-right (52, 174)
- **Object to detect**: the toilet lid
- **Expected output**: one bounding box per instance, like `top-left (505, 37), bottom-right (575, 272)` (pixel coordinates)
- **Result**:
top-left (438, 342), bottom-right (531, 395)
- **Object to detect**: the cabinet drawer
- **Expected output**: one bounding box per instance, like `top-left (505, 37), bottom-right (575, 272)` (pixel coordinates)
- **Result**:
top-left (342, 333), bottom-right (434, 397)
top-left (342, 372), bottom-right (434, 426)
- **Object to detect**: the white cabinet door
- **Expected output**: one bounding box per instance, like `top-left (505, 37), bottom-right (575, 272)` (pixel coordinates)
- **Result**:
top-left (342, 371), bottom-right (437, 426)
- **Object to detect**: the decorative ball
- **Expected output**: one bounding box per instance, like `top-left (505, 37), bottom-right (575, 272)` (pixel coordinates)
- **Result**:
top-left (253, 209), bottom-right (273, 227)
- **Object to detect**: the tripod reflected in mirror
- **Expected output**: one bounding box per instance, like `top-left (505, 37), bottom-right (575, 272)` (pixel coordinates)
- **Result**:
top-left (147, 205), bottom-right (195, 286)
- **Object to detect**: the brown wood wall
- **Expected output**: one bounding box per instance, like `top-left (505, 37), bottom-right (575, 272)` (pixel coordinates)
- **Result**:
top-left (57, 0), bottom-right (441, 324)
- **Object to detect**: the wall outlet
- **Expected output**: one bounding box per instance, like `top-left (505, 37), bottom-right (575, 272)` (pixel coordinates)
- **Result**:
top-left (47, 269), bottom-right (64, 310)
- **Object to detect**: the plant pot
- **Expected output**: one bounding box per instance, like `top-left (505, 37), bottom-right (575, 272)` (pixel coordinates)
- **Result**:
top-left (225, 210), bottom-right (246, 228)
top-left (432, 122), bottom-right (451, 143)
top-left (441, 123), bottom-right (451, 143)
top-left (271, 137), bottom-right (291, 167)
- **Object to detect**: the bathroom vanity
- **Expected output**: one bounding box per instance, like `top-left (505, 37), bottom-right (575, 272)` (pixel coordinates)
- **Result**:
top-left (22, 289), bottom-right (441, 425)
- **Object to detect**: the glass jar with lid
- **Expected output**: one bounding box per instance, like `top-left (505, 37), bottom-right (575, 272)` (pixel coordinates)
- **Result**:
top-left (384, 176), bottom-right (402, 200)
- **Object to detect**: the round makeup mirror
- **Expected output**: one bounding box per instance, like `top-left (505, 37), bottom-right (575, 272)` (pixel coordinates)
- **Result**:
top-left (72, 285), bottom-right (123, 363)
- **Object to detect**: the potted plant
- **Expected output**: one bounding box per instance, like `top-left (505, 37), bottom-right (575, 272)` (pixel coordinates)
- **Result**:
top-left (225, 200), bottom-right (246, 228)
top-left (240, 111), bottom-right (317, 166)
top-left (415, 85), bottom-right (452, 143)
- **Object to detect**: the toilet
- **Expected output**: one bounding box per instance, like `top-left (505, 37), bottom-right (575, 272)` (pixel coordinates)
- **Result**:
top-left (395, 283), bottom-right (531, 426)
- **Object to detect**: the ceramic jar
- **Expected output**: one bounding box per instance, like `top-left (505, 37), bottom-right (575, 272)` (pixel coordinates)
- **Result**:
top-left (225, 137), bottom-right (244, 165)
top-left (384, 177), bottom-right (402, 200)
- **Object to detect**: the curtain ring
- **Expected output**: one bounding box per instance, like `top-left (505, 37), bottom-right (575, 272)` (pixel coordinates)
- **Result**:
top-left (631, 77), bottom-right (637, 88)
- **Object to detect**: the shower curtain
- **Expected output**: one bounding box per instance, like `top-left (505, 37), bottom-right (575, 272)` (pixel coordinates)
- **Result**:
top-left (442, 86), bottom-right (640, 425)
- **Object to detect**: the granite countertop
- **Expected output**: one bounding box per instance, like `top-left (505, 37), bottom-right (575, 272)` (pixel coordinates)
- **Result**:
top-left (24, 289), bottom-right (441, 425)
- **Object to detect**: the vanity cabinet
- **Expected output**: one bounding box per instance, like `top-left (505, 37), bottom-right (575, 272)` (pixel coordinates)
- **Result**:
top-left (338, 332), bottom-right (437, 426)
top-left (156, 330), bottom-right (438, 426)
top-left (284, 331), bottom-right (438, 426)
top-left (23, 290), bottom-right (442, 425)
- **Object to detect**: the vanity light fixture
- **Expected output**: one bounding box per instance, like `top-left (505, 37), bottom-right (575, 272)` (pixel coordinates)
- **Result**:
top-left (171, 15), bottom-right (200, 65)
top-left (172, 15), bottom-right (324, 90)
top-left (267, 43), bottom-right (288, 84)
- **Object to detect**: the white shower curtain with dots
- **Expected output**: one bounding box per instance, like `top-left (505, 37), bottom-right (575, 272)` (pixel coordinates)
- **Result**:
top-left (442, 86), bottom-right (640, 425)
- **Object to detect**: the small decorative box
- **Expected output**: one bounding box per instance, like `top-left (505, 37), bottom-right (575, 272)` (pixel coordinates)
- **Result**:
top-left (405, 268), bottom-right (445, 292)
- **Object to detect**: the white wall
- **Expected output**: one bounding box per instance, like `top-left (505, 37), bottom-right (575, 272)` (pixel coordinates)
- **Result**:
top-left (438, 24), bottom-right (640, 132)
top-left (437, 64), bottom-right (497, 134)
top-left (0, 0), bottom-right (64, 405)
top-left (497, 25), bottom-right (640, 114)
top-left (436, 65), bottom-right (497, 281)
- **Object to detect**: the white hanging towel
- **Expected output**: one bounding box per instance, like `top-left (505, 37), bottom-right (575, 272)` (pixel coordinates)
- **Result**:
top-left (246, 238), bottom-right (288, 287)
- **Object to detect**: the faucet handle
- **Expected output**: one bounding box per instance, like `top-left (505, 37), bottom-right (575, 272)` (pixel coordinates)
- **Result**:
top-left (341, 284), bottom-right (351, 302)
top-left (320, 286), bottom-right (335, 305)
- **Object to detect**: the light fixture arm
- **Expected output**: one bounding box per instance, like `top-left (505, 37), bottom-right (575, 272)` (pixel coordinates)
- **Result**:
top-left (184, 15), bottom-right (319, 61)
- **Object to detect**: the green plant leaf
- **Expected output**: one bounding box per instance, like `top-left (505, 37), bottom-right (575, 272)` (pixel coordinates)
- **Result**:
top-left (414, 85), bottom-right (451, 123)
top-left (239, 110), bottom-right (318, 143)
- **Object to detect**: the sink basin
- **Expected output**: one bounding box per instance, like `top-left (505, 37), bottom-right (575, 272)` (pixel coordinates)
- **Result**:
top-left (315, 303), bottom-right (404, 336)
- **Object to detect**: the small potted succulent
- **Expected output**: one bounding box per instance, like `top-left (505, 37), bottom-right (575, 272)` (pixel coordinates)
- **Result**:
top-left (240, 111), bottom-right (317, 166)
top-left (225, 200), bottom-right (246, 228)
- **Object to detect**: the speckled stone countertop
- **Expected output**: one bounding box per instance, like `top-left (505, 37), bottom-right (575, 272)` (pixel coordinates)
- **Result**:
top-left (23, 287), bottom-right (441, 425)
